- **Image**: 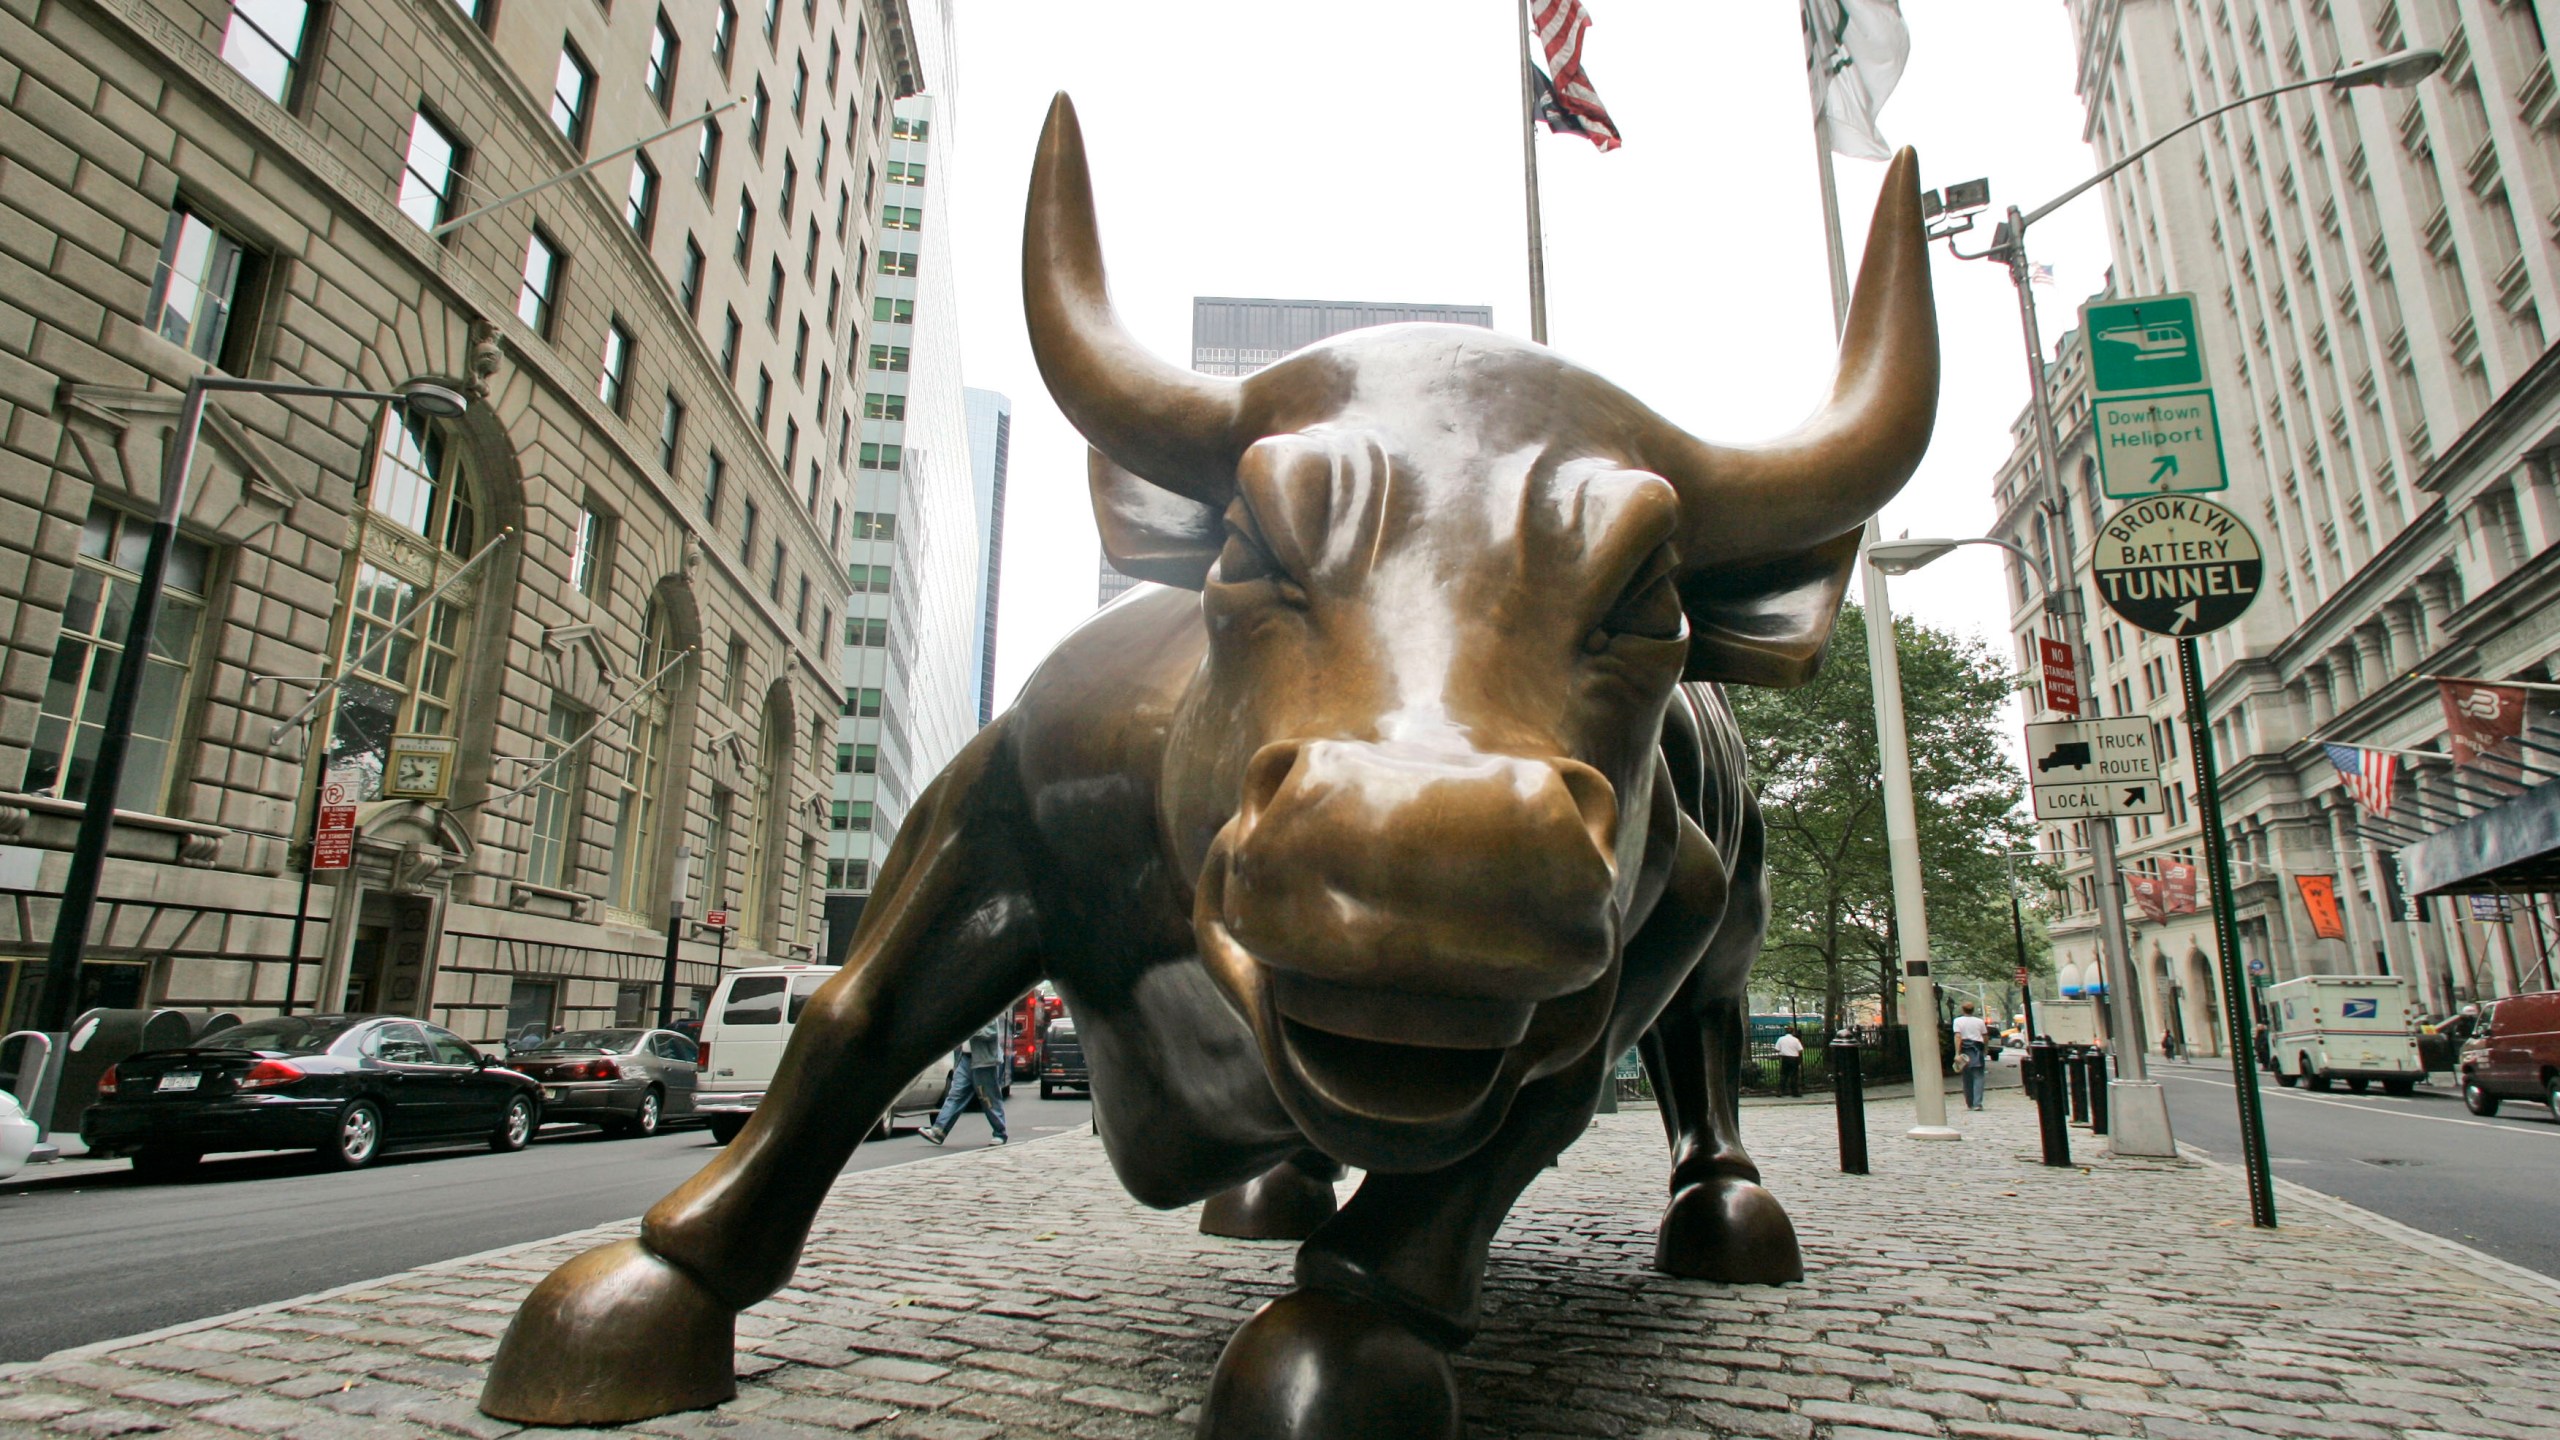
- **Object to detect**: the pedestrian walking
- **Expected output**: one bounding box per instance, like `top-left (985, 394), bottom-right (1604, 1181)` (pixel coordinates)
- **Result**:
top-left (2161, 1030), bottom-right (2178, 1063)
top-left (1774, 1028), bottom-right (1806, 1097)
top-left (920, 1012), bottom-right (1010, 1146)
top-left (1953, 1003), bottom-right (1990, 1111)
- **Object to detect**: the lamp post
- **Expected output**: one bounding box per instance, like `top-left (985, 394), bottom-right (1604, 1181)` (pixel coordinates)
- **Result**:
top-left (35, 376), bottom-right (467, 1033)
top-left (1927, 45), bottom-right (2440, 1156)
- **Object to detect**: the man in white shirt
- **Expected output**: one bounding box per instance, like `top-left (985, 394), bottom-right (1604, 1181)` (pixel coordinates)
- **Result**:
top-left (1773, 1029), bottom-right (1806, 1097)
top-left (1952, 1004), bottom-right (1991, 1111)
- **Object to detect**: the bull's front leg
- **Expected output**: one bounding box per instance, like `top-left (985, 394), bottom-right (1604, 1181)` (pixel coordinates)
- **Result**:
top-left (1200, 1147), bottom-right (1344, 1240)
top-left (1640, 801), bottom-right (1803, 1284)
top-left (1196, 1050), bottom-right (1608, 1440)
top-left (479, 728), bottom-right (1044, 1425)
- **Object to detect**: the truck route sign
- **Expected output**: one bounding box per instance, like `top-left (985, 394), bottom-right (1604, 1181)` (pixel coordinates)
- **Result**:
top-left (2024, 717), bottom-right (2166, 820)
top-left (2090, 494), bottom-right (2262, 638)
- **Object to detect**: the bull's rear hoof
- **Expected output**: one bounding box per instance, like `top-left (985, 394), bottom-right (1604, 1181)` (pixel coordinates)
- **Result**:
top-left (1653, 1176), bottom-right (1804, 1285)
top-left (480, 1238), bottom-right (737, 1424)
top-left (1201, 1157), bottom-right (1339, 1241)
top-left (1198, 1290), bottom-right (1460, 1440)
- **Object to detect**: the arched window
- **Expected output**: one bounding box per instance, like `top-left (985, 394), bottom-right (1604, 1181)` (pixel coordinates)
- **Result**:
top-left (607, 602), bottom-right (680, 917)
top-left (329, 411), bottom-right (483, 797)
top-left (741, 694), bottom-right (790, 944)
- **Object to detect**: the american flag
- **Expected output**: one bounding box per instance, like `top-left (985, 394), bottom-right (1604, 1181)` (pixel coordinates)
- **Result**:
top-left (2323, 744), bottom-right (2398, 815)
top-left (1530, 0), bottom-right (1622, 151)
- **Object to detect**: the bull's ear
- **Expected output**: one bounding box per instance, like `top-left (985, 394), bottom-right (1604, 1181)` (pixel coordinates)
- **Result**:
top-left (1676, 527), bottom-right (1863, 688)
top-left (1090, 447), bottom-right (1222, 590)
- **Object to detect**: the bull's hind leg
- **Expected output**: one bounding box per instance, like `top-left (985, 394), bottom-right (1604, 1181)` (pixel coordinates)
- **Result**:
top-left (1643, 801), bottom-right (1802, 1284)
top-left (480, 731), bottom-right (1044, 1424)
top-left (1200, 1147), bottom-right (1344, 1240)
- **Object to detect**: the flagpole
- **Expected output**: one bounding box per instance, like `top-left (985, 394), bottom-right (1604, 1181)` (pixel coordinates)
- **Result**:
top-left (1516, 0), bottom-right (1550, 343)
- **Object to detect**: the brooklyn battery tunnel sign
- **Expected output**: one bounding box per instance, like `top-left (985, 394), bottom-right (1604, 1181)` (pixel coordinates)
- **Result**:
top-left (2090, 494), bottom-right (2263, 638)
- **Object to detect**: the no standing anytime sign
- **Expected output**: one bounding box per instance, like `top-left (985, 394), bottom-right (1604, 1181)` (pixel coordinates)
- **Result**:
top-left (2090, 495), bottom-right (2263, 639)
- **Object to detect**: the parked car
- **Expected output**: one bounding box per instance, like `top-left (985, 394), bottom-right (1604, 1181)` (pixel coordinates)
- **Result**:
top-left (1009, 988), bottom-right (1062, 1082)
top-left (507, 1028), bottom-right (699, 1137)
top-left (82, 1014), bottom-right (542, 1178)
top-left (2456, 990), bottom-right (2560, 1119)
top-left (2264, 975), bottom-right (2424, 1094)
top-left (1040, 1014), bottom-right (1089, 1099)
top-left (696, 965), bottom-right (949, 1143)
top-left (0, 1088), bottom-right (37, 1181)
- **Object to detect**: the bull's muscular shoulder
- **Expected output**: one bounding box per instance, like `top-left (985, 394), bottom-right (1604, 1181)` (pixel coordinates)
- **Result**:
top-left (1004, 586), bottom-right (1204, 844)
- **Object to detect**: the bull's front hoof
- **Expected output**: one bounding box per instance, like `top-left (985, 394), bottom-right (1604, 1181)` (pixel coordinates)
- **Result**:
top-left (1200, 1158), bottom-right (1340, 1241)
top-left (480, 1238), bottom-right (737, 1424)
top-left (1653, 1176), bottom-right (1804, 1285)
top-left (1198, 1290), bottom-right (1460, 1440)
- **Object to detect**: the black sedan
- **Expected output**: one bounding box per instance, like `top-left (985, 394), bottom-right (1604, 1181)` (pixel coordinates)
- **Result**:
top-left (83, 1015), bottom-right (541, 1179)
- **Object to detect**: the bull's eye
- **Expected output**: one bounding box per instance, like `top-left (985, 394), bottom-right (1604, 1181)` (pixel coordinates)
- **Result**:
top-left (1587, 571), bottom-right (1684, 652)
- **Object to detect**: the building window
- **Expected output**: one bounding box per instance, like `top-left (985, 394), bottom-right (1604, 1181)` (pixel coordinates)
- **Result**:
top-left (802, 221), bottom-right (819, 279)
top-left (852, 743), bottom-right (877, 775)
top-left (879, 250), bottom-right (917, 277)
top-left (220, 0), bottom-right (313, 106)
top-left (147, 208), bottom-right (254, 367)
top-left (753, 368), bottom-right (773, 427)
top-left (826, 275), bottom-right (841, 325)
top-left (847, 562), bottom-right (889, 592)
top-left (792, 318), bottom-right (810, 378)
top-left (733, 193), bottom-right (756, 264)
top-left (829, 800), bottom-right (848, 829)
top-left (854, 686), bottom-right (880, 716)
top-left (719, 308), bottom-right (742, 378)
top-left (711, 0), bottom-right (735, 69)
top-left (791, 57), bottom-right (808, 118)
top-left (836, 185), bottom-right (851, 239)
top-left (552, 44), bottom-right (596, 150)
top-left (657, 393), bottom-right (684, 470)
top-left (857, 442), bottom-right (901, 471)
top-left (517, 228), bottom-right (563, 335)
top-left (866, 344), bottom-right (908, 371)
top-left (815, 363), bottom-right (832, 424)
top-left (571, 499), bottom-right (615, 598)
top-left (609, 604), bottom-right (680, 915)
top-left (887, 159), bottom-right (925, 187)
top-left (23, 504), bottom-right (212, 811)
top-left (598, 319), bottom-right (633, 411)
top-left (398, 110), bottom-right (465, 231)
top-left (825, 38), bottom-right (840, 92)
top-left (769, 538), bottom-right (785, 601)
top-left (781, 419), bottom-right (799, 475)
top-left (748, 82), bottom-right (769, 154)
top-left (740, 499), bottom-right (759, 564)
top-left (795, 574), bottom-right (810, 632)
top-left (765, 259), bottom-right (785, 328)
top-left (704, 786), bottom-right (735, 911)
top-left (677, 235), bottom-right (705, 316)
top-left (759, 0), bottom-right (778, 41)
top-left (334, 412), bottom-right (479, 797)
top-left (526, 702), bottom-right (587, 889)
top-left (625, 154), bottom-right (659, 239)
top-left (694, 120), bottom-right (721, 192)
top-left (863, 392), bottom-right (904, 420)
top-left (846, 616), bottom-right (886, 646)
top-left (883, 205), bottom-right (921, 232)
top-left (779, 158), bottom-right (798, 222)
top-left (722, 637), bottom-right (747, 708)
top-left (815, 126), bottom-right (832, 184)
top-left (852, 510), bottom-right (894, 539)
top-left (872, 296), bottom-right (914, 324)
top-left (703, 450), bottom-right (725, 521)
top-left (847, 800), bottom-right (872, 831)
top-left (646, 11), bottom-right (679, 112)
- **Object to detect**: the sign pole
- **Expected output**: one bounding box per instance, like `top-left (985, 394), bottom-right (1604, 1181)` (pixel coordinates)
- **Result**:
top-left (658, 844), bottom-right (693, 1029)
top-left (2177, 636), bottom-right (2276, 1227)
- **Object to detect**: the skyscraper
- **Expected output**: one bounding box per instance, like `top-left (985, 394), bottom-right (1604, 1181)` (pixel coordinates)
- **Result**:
top-left (965, 388), bottom-right (1012, 727)
top-left (1096, 296), bottom-right (1494, 605)
top-left (1996, 1), bottom-right (2560, 1040)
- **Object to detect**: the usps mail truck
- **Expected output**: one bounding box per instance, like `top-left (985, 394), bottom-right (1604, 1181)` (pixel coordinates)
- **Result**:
top-left (2265, 975), bottom-right (2423, 1095)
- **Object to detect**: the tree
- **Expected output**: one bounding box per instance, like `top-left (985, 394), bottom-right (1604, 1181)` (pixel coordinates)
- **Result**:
top-left (1728, 603), bottom-right (2047, 1039)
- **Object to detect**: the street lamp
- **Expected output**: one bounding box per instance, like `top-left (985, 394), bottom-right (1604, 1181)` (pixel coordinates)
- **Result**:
top-left (34, 375), bottom-right (468, 1034)
top-left (1944, 46), bottom-right (2440, 1157)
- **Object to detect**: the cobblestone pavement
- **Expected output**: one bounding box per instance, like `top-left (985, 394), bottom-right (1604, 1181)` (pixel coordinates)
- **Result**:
top-left (6, 1096), bottom-right (2557, 1440)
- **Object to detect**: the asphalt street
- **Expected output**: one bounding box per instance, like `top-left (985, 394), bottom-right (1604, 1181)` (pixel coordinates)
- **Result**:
top-left (2157, 1059), bottom-right (2560, 1279)
top-left (0, 1092), bottom-right (1090, 1363)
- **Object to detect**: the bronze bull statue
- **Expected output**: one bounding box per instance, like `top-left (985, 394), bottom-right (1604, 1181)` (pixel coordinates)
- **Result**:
top-left (482, 95), bottom-right (1936, 1438)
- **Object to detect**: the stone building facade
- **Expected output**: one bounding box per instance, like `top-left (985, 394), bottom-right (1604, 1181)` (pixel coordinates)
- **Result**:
top-left (0, 0), bottom-right (920, 1044)
top-left (1995, 0), bottom-right (2560, 1050)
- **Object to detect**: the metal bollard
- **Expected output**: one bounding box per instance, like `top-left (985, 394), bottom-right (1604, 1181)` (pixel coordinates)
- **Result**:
top-left (2029, 1039), bottom-right (2072, 1167)
top-left (1830, 1033), bottom-right (1868, 1175)
top-left (2065, 1046), bottom-right (2092, 1125)
top-left (2087, 1050), bottom-right (2110, 1136)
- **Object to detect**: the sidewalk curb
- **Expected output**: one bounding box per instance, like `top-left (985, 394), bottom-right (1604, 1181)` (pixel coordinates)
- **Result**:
top-left (0, 1121), bottom-right (1096, 1378)
top-left (2175, 1140), bottom-right (2560, 1314)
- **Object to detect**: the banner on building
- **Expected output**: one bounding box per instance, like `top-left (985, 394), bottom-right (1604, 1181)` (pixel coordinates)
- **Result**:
top-left (2295, 874), bottom-right (2346, 940)
top-left (2128, 869), bottom-right (2166, 921)
top-left (2436, 679), bottom-right (2527, 767)
top-left (2162, 859), bottom-right (2199, 914)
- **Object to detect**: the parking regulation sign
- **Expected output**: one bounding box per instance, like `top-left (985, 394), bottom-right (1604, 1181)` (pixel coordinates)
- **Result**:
top-left (2090, 495), bottom-right (2263, 638)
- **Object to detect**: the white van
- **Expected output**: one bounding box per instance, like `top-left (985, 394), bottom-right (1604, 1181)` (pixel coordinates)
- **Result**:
top-left (2265, 975), bottom-right (2423, 1095)
top-left (694, 964), bottom-right (950, 1143)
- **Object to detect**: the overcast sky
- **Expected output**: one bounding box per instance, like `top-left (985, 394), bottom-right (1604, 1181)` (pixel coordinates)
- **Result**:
top-left (939, 1), bottom-right (2115, 712)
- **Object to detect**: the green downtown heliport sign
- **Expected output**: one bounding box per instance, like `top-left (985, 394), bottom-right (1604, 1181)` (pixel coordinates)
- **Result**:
top-left (2080, 292), bottom-right (2230, 500)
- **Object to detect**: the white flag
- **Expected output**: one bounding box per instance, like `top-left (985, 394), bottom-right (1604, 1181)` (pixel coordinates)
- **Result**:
top-left (1806, 0), bottom-right (1911, 161)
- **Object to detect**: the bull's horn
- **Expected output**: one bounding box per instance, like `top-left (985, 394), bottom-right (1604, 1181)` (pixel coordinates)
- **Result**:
top-left (1024, 93), bottom-right (1243, 505)
top-left (1647, 147), bottom-right (1939, 567)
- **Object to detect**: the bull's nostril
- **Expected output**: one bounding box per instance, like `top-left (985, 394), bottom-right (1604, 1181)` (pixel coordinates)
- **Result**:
top-left (1239, 740), bottom-right (1304, 829)
top-left (1553, 760), bottom-right (1619, 864)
